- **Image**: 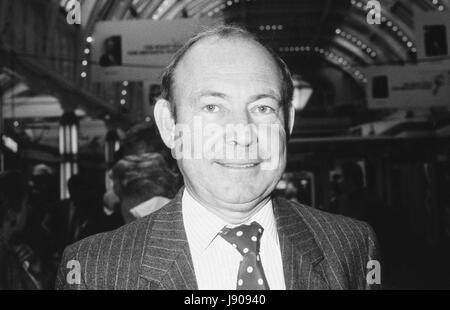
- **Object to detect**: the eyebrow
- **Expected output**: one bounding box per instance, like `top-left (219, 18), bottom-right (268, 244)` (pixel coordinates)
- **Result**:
top-left (195, 91), bottom-right (228, 100)
top-left (194, 90), bottom-right (281, 103)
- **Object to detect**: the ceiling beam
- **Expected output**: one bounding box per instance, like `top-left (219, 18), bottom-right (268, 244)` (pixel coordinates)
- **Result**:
top-left (309, 0), bottom-right (333, 48)
top-left (0, 44), bottom-right (131, 128)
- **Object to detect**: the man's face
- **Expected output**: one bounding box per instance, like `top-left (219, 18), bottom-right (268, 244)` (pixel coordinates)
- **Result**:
top-left (170, 37), bottom-right (289, 217)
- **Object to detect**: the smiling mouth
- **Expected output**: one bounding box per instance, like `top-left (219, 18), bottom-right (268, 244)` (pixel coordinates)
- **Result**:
top-left (216, 162), bottom-right (261, 169)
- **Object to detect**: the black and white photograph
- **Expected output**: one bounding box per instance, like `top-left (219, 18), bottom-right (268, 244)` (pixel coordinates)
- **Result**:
top-left (0, 0), bottom-right (450, 294)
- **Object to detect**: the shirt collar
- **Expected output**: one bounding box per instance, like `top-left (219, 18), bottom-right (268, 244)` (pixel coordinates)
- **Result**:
top-left (129, 196), bottom-right (170, 218)
top-left (182, 188), bottom-right (228, 253)
top-left (248, 198), bottom-right (279, 247)
top-left (182, 188), bottom-right (279, 253)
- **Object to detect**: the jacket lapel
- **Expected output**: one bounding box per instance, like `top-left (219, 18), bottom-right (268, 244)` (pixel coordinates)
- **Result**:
top-left (272, 197), bottom-right (329, 290)
top-left (138, 188), bottom-right (198, 290)
top-left (138, 189), bottom-right (328, 290)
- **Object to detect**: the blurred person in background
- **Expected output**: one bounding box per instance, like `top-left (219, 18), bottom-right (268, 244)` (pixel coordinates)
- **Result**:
top-left (49, 174), bottom-right (98, 253)
top-left (122, 122), bottom-right (168, 158)
top-left (0, 171), bottom-right (46, 289)
top-left (25, 164), bottom-right (58, 245)
top-left (334, 162), bottom-right (388, 259)
top-left (110, 153), bottom-right (178, 223)
top-left (122, 122), bottom-right (182, 185)
top-left (16, 164), bottom-right (60, 288)
top-left (99, 189), bottom-right (124, 229)
top-left (334, 161), bottom-right (407, 288)
top-left (29, 164), bottom-right (59, 216)
top-left (335, 161), bottom-right (378, 223)
top-left (98, 122), bottom-right (181, 225)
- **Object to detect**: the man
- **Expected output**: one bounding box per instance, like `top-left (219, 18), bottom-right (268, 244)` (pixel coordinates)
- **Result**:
top-left (56, 25), bottom-right (380, 290)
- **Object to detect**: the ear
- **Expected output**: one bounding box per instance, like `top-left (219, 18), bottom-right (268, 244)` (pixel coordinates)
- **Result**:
top-left (288, 103), bottom-right (296, 136)
top-left (154, 98), bottom-right (176, 149)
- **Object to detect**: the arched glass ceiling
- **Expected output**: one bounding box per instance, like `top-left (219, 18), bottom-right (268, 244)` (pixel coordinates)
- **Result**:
top-left (77, 0), bottom-right (448, 84)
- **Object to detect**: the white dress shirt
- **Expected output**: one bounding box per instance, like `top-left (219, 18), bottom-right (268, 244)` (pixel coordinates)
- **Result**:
top-left (182, 188), bottom-right (286, 290)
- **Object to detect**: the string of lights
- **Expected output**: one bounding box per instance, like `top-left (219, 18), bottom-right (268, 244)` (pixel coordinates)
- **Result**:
top-left (207, 0), bottom-right (249, 17)
top-left (429, 0), bottom-right (446, 11)
top-left (350, 0), bottom-right (417, 54)
top-left (80, 35), bottom-right (94, 79)
top-left (258, 24), bottom-right (284, 31)
top-left (335, 28), bottom-right (377, 59)
top-left (279, 45), bottom-right (368, 83)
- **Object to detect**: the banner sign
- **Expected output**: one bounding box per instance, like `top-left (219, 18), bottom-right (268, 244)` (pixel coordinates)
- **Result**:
top-left (414, 10), bottom-right (450, 60)
top-left (365, 61), bottom-right (450, 109)
top-left (91, 18), bottom-right (214, 82)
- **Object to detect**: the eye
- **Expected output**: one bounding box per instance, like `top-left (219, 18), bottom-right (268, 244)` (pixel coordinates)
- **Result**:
top-left (254, 105), bottom-right (276, 114)
top-left (203, 104), bottom-right (220, 113)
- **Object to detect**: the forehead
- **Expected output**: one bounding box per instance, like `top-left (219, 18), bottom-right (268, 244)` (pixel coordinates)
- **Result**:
top-left (173, 36), bottom-right (282, 97)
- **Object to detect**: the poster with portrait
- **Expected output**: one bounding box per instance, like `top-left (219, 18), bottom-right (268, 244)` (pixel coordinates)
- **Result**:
top-left (91, 18), bottom-right (215, 82)
top-left (414, 9), bottom-right (450, 60)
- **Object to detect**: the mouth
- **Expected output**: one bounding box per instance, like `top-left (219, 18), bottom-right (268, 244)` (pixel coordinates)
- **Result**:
top-left (215, 162), bottom-right (261, 169)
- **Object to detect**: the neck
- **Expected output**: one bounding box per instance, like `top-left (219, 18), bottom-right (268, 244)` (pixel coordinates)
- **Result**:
top-left (185, 187), bottom-right (271, 225)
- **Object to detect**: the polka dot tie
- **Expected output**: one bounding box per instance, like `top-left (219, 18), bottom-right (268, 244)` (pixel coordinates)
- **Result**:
top-left (219, 221), bottom-right (270, 290)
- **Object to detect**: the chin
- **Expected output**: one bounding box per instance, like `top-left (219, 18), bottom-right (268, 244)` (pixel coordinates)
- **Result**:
top-left (213, 184), bottom-right (267, 205)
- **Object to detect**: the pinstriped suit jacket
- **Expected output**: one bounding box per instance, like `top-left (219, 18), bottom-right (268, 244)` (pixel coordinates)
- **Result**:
top-left (55, 188), bottom-right (381, 290)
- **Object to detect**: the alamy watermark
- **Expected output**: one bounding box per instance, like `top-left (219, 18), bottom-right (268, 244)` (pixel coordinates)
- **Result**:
top-left (66, 0), bottom-right (81, 25)
top-left (366, 0), bottom-right (382, 25)
top-left (66, 259), bottom-right (81, 285)
top-left (66, 1), bottom-right (382, 27)
top-left (366, 260), bottom-right (382, 285)
top-left (170, 117), bottom-right (284, 171)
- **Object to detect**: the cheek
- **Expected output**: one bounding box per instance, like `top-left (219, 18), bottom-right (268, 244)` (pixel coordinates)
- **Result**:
top-left (259, 128), bottom-right (286, 172)
top-left (257, 125), bottom-right (286, 156)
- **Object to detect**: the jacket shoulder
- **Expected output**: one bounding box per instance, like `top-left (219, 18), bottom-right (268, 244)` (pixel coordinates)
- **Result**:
top-left (276, 198), bottom-right (380, 289)
top-left (282, 198), bottom-right (380, 289)
top-left (281, 198), bottom-right (375, 240)
top-left (55, 215), bottom-right (154, 290)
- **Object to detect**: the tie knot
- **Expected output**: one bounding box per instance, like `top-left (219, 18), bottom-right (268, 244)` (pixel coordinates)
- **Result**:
top-left (219, 221), bottom-right (264, 255)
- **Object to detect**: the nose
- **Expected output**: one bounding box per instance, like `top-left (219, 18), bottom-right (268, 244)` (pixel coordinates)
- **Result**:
top-left (225, 114), bottom-right (256, 147)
